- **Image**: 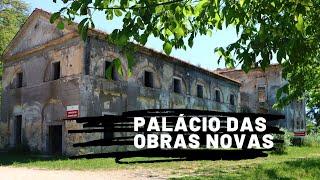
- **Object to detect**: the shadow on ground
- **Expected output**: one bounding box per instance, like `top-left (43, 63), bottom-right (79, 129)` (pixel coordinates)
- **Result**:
top-left (0, 152), bottom-right (67, 166)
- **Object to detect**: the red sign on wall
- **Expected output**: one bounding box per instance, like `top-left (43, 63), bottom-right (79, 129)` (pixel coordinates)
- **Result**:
top-left (294, 131), bottom-right (306, 137)
top-left (66, 105), bottom-right (79, 118)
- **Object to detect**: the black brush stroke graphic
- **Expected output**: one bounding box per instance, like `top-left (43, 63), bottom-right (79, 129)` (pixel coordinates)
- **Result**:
top-left (65, 109), bottom-right (284, 162)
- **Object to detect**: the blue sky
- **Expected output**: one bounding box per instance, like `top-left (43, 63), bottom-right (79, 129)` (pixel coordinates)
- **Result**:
top-left (24, 0), bottom-right (239, 70)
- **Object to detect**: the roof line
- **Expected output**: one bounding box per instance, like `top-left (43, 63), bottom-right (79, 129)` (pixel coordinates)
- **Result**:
top-left (6, 8), bottom-right (241, 85)
top-left (216, 64), bottom-right (281, 73)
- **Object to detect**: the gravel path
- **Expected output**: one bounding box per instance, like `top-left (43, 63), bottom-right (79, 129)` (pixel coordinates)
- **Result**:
top-left (0, 166), bottom-right (169, 180)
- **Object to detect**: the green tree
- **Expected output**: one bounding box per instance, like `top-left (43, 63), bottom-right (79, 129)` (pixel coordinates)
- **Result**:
top-left (0, 0), bottom-right (29, 54)
top-left (51, 0), bottom-right (320, 109)
top-left (0, 0), bottom-right (29, 86)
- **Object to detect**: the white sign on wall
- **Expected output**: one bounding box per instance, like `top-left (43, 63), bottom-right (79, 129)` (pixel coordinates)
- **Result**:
top-left (66, 105), bottom-right (79, 118)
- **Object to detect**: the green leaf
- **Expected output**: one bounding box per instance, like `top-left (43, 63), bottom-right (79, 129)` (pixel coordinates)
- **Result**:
top-left (50, 12), bottom-right (60, 24)
top-left (175, 26), bottom-right (184, 38)
top-left (70, 1), bottom-right (82, 12)
top-left (105, 63), bottom-right (113, 79)
top-left (81, 23), bottom-right (89, 41)
top-left (113, 58), bottom-right (123, 76)
top-left (295, 14), bottom-right (304, 32)
top-left (57, 21), bottom-right (64, 30)
top-left (188, 34), bottom-right (194, 48)
top-left (207, 29), bottom-right (212, 37)
top-left (140, 33), bottom-right (148, 45)
top-left (239, 0), bottom-right (245, 7)
top-left (163, 42), bottom-right (173, 55)
top-left (80, 4), bottom-right (88, 15)
top-left (114, 9), bottom-right (122, 17)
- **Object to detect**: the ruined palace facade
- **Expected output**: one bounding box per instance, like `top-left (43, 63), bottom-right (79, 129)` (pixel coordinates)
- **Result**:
top-left (0, 9), bottom-right (240, 155)
top-left (216, 65), bottom-right (306, 133)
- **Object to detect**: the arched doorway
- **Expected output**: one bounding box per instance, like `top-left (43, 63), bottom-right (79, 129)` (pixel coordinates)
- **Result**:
top-left (42, 99), bottom-right (65, 155)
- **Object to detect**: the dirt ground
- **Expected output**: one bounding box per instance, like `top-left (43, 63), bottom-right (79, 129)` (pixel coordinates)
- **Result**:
top-left (0, 166), bottom-right (168, 180)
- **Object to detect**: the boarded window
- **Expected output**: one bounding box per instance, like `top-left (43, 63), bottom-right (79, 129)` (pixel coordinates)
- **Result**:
top-left (52, 62), bottom-right (61, 80)
top-left (258, 87), bottom-right (266, 102)
top-left (197, 84), bottom-right (204, 98)
top-left (105, 61), bottom-right (118, 80)
top-left (230, 94), bottom-right (235, 105)
top-left (173, 78), bottom-right (182, 94)
top-left (215, 90), bottom-right (221, 102)
top-left (144, 71), bottom-right (153, 88)
top-left (16, 72), bottom-right (23, 88)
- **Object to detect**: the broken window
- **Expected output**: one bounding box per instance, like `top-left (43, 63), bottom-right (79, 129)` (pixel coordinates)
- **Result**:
top-left (144, 71), bottom-right (153, 88)
top-left (105, 61), bottom-right (118, 80)
top-left (215, 90), bottom-right (221, 102)
top-left (52, 61), bottom-right (61, 80)
top-left (16, 72), bottom-right (23, 88)
top-left (258, 87), bottom-right (266, 102)
top-left (230, 94), bottom-right (235, 105)
top-left (197, 84), bottom-right (204, 98)
top-left (173, 78), bottom-right (182, 94)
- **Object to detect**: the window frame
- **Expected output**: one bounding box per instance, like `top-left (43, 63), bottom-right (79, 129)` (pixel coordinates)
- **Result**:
top-left (144, 70), bottom-right (154, 88)
top-left (215, 89), bottom-right (222, 102)
top-left (173, 77), bottom-right (183, 94)
top-left (196, 83), bottom-right (204, 98)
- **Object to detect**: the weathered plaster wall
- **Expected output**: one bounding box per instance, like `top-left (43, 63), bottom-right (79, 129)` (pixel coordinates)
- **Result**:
top-left (84, 37), bottom-right (241, 116)
top-left (64, 37), bottom-right (241, 155)
top-left (1, 9), bottom-right (241, 155)
top-left (1, 37), bottom-right (84, 153)
top-left (217, 65), bottom-right (306, 131)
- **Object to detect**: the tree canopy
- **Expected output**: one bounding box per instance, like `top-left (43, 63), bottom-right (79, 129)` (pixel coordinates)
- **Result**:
top-left (51, 0), bottom-right (320, 109)
top-left (0, 0), bottom-right (29, 101)
top-left (0, 0), bottom-right (29, 56)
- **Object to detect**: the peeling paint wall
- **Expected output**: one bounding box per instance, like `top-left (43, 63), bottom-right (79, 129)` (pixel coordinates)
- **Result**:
top-left (83, 38), bottom-right (241, 116)
top-left (1, 35), bottom-right (84, 153)
top-left (1, 11), bottom-right (241, 155)
top-left (217, 65), bottom-right (306, 132)
top-left (65, 37), bottom-right (241, 155)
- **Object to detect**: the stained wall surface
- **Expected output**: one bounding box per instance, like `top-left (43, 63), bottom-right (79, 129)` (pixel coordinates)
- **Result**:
top-left (0, 9), bottom-right (241, 155)
top-left (216, 65), bottom-right (306, 132)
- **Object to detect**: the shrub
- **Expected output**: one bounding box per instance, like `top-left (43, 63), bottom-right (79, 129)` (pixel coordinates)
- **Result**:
top-left (302, 133), bottom-right (320, 147)
top-left (272, 128), bottom-right (294, 154)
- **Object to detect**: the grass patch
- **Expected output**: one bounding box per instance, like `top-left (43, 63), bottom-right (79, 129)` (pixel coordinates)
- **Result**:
top-left (175, 158), bottom-right (320, 180)
top-left (0, 147), bottom-right (319, 179)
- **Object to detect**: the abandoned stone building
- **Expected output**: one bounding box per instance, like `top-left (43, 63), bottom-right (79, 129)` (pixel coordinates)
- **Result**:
top-left (0, 9), bottom-right (242, 155)
top-left (216, 65), bottom-right (306, 134)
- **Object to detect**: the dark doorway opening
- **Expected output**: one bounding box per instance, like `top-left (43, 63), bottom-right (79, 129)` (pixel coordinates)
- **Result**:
top-left (52, 61), bottom-right (61, 80)
top-left (16, 72), bottom-right (23, 88)
top-left (144, 71), bottom-right (154, 88)
top-left (48, 125), bottom-right (62, 155)
top-left (15, 115), bottom-right (22, 145)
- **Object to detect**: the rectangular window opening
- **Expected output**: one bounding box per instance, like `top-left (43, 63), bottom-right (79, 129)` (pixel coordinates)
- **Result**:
top-left (52, 62), bottom-right (61, 80)
top-left (215, 90), bottom-right (221, 102)
top-left (16, 72), bottom-right (23, 88)
top-left (105, 61), bottom-right (118, 81)
top-left (144, 71), bottom-right (153, 88)
top-left (173, 78), bottom-right (182, 94)
top-left (230, 94), bottom-right (235, 105)
top-left (197, 84), bottom-right (204, 98)
top-left (258, 87), bottom-right (266, 103)
top-left (216, 90), bottom-right (221, 102)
